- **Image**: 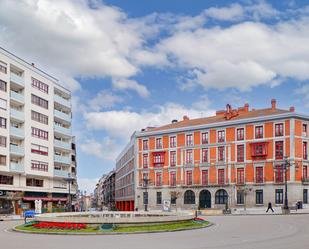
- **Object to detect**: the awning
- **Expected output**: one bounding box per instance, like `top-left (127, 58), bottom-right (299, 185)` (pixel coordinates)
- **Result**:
top-left (22, 197), bottom-right (68, 202)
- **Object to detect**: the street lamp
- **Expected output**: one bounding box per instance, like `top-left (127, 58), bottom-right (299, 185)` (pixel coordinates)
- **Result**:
top-left (66, 172), bottom-right (74, 212)
top-left (142, 177), bottom-right (151, 211)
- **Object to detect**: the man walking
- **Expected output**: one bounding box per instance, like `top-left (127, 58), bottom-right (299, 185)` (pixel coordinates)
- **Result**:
top-left (266, 202), bottom-right (274, 213)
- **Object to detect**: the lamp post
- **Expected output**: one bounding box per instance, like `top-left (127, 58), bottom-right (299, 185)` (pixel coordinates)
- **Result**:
top-left (66, 173), bottom-right (74, 212)
top-left (142, 177), bottom-right (151, 211)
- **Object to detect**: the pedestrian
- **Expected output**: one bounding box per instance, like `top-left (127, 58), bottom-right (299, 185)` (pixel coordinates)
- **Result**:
top-left (266, 202), bottom-right (274, 213)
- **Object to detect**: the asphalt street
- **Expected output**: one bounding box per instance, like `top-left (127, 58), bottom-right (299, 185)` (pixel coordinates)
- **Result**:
top-left (1, 214), bottom-right (309, 249)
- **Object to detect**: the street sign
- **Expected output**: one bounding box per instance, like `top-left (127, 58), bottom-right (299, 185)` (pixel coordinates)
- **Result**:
top-left (0, 190), bottom-right (7, 196)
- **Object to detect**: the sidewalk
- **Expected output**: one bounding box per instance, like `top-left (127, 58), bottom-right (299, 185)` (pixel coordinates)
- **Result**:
top-left (231, 206), bottom-right (309, 215)
top-left (0, 215), bottom-right (23, 221)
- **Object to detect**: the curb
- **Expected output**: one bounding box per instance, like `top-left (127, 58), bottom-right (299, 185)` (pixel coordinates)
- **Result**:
top-left (12, 222), bottom-right (213, 236)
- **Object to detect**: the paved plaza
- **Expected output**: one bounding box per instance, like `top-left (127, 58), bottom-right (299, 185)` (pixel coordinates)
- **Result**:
top-left (1, 214), bottom-right (309, 249)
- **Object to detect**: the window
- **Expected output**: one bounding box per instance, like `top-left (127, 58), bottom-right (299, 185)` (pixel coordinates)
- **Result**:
top-left (218, 130), bottom-right (225, 143)
top-left (0, 62), bottom-right (7, 74)
top-left (255, 126), bottom-right (263, 139)
top-left (201, 132), bottom-right (208, 144)
top-left (26, 178), bottom-right (44, 187)
top-left (303, 124), bottom-right (308, 136)
top-left (153, 152), bottom-right (164, 166)
top-left (256, 190), bottom-right (263, 204)
top-left (218, 169), bottom-right (225, 185)
top-left (0, 80), bottom-right (7, 92)
top-left (237, 168), bottom-right (245, 184)
top-left (275, 141), bottom-right (284, 160)
top-left (31, 110), bottom-right (48, 125)
top-left (186, 170), bottom-right (193, 185)
top-left (237, 144), bottom-right (244, 162)
top-left (275, 189), bottom-right (283, 204)
top-left (237, 128), bottom-right (244, 141)
top-left (0, 117), bottom-right (7, 128)
top-left (0, 175), bottom-right (13, 185)
top-left (32, 77), bottom-right (49, 93)
top-left (142, 173), bottom-right (148, 187)
top-left (31, 144), bottom-right (48, 156)
top-left (143, 154), bottom-right (148, 168)
top-left (171, 194), bottom-right (177, 205)
top-left (218, 146), bottom-right (225, 161)
top-left (186, 134), bottom-right (193, 146)
top-left (303, 166), bottom-right (308, 180)
top-left (143, 192), bottom-right (148, 205)
top-left (184, 190), bottom-right (195, 204)
top-left (303, 142), bottom-right (308, 160)
top-left (0, 98), bottom-right (6, 110)
top-left (255, 167), bottom-right (264, 183)
top-left (237, 190), bottom-right (244, 204)
top-left (170, 151), bottom-right (176, 166)
top-left (170, 171), bottom-right (176, 186)
top-left (0, 136), bottom-right (6, 147)
top-left (215, 189), bottom-right (228, 204)
top-left (275, 165), bottom-right (284, 183)
top-left (156, 192), bottom-right (162, 205)
top-left (31, 161), bottom-right (48, 172)
top-left (142, 140), bottom-right (148, 150)
top-left (170, 136), bottom-right (176, 148)
top-left (201, 148), bottom-right (208, 163)
top-left (201, 170), bottom-right (208, 185)
top-left (32, 127), bottom-right (48, 140)
top-left (156, 138), bottom-right (162, 149)
top-left (0, 155), bottom-right (6, 166)
top-left (31, 94), bottom-right (48, 109)
top-left (275, 123), bottom-right (284, 137)
top-left (186, 149), bottom-right (193, 164)
top-left (251, 142), bottom-right (267, 157)
top-left (303, 189), bottom-right (308, 204)
top-left (156, 172), bottom-right (162, 186)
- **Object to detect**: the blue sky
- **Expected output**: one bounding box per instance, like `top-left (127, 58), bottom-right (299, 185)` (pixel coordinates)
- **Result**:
top-left (1, 0), bottom-right (309, 193)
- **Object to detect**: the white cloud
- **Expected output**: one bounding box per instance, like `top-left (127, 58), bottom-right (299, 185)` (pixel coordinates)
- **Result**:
top-left (88, 90), bottom-right (123, 111)
top-left (295, 84), bottom-right (309, 108)
top-left (112, 78), bottom-right (150, 97)
top-left (84, 100), bottom-right (215, 140)
top-left (204, 3), bottom-right (244, 21)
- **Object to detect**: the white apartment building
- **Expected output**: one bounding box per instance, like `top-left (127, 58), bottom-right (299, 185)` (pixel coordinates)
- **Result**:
top-left (0, 47), bottom-right (77, 215)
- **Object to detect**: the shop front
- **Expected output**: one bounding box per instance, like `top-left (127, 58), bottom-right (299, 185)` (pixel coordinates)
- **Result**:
top-left (0, 190), bottom-right (23, 215)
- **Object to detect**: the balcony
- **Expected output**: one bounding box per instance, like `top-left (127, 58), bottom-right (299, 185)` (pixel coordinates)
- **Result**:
top-left (54, 94), bottom-right (71, 109)
top-left (236, 179), bottom-right (245, 186)
top-left (54, 124), bottom-right (71, 137)
top-left (302, 177), bottom-right (309, 184)
top-left (254, 177), bottom-right (266, 185)
top-left (10, 109), bottom-right (24, 122)
top-left (54, 110), bottom-right (71, 123)
top-left (54, 155), bottom-right (71, 165)
top-left (54, 169), bottom-right (70, 178)
top-left (10, 91), bottom-right (24, 104)
top-left (10, 126), bottom-right (24, 139)
top-left (54, 139), bottom-right (71, 150)
top-left (10, 162), bottom-right (24, 173)
top-left (274, 177), bottom-right (284, 184)
top-left (10, 73), bottom-right (24, 87)
top-left (10, 144), bottom-right (24, 156)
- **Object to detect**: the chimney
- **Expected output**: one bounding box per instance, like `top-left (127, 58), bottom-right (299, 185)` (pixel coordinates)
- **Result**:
top-left (271, 99), bottom-right (276, 110)
top-left (289, 106), bottom-right (295, 112)
top-left (183, 115), bottom-right (189, 121)
top-left (244, 103), bottom-right (249, 112)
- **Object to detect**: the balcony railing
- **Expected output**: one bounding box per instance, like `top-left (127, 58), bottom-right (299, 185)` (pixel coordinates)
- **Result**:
top-left (10, 126), bottom-right (24, 138)
top-left (274, 177), bottom-right (284, 184)
top-left (302, 177), bottom-right (309, 184)
top-left (54, 110), bottom-right (71, 123)
top-left (54, 169), bottom-right (70, 178)
top-left (10, 144), bottom-right (24, 156)
top-left (54, 94), bottom-right (71, 108)
top-left (54, 124), bottom-right (71, 136)
top-left (10, 109), bottom-right (24, 121)
top-left (10, 91), bottom-right (24, 103)
top-left (54, 140), bottom-right (71, 150)
top-left (10, 162), bottom-right (24, 172)
top-left (254, 177), bottom-right (266, 184)
top-left (10, 73), bottom-right (24, 87)
top-left (54, 155), bottom-right (71, 165)
top-left (236, 179), bottom-right (245, 185)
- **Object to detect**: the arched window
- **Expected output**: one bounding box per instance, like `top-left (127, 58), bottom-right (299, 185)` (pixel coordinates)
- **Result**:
top-left (184, 190), bottom-right (195, 204)
top-left (215, 189), bottom-right (228, 204)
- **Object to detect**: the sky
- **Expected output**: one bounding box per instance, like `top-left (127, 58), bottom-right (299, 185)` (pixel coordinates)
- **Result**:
top-left (1, 0), bottom-right (309, 193)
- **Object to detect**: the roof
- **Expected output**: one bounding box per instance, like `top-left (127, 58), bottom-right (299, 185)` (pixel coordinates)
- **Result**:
top-left (141, 106), bottom-right (292, 135)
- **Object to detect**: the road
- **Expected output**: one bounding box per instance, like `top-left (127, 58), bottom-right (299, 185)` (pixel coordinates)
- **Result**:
top-left (1, 214), bottom-right (309, 249)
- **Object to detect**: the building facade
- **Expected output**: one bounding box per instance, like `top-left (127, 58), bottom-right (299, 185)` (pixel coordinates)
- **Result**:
top-left (115, 136), bottom-right (135, 211)
top-left (0, 47), bottom-right (76, 214)
top-left (102, 170), bottom-right (115, 210)
top-left (135, 100), bottom-right (309, 210)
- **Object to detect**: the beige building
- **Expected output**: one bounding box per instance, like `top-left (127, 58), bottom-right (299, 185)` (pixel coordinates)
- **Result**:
top-left (0, 47), bottom-right (77, 214)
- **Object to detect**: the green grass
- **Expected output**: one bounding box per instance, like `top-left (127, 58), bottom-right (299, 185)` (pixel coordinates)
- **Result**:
top-left (15, 220), bottom-right (209, 234)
